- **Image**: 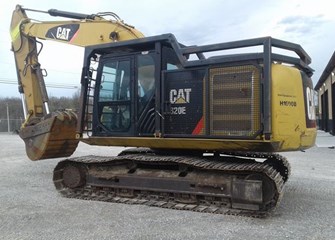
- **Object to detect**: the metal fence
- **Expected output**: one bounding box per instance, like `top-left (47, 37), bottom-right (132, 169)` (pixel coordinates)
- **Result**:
top-left (0, 118), bottom-right (23, 133)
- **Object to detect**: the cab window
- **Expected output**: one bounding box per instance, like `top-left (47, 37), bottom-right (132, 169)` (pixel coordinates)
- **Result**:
top-left (97, 59), bottom-right (131, 132)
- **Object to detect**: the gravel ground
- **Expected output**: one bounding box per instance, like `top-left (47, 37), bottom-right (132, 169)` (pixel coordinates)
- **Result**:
top-left (0, 132), bottom-right (334, 240)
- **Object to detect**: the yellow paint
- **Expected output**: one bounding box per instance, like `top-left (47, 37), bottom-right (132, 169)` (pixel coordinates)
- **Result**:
top-left (81, 136), bottom-right (279, 152)
top-left (10, 22), bottom-right (21, 42)
top-left (11, 6), bottom-right (144, 122)
top-left (271, 64), bottom-right (316, 150)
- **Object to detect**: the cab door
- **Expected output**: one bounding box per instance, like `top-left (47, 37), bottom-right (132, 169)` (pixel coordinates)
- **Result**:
top-left (93, 57), bottom-right (134, 136)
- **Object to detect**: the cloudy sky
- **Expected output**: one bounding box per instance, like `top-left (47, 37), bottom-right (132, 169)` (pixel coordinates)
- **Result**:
top-left (1, 0), bottom-right (334, 98)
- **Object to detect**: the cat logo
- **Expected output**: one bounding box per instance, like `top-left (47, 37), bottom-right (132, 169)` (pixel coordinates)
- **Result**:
top-left (169, 88), bottom-right (192, 104)
top-left (56, 27), bottom-right (71, 40)
top-left (45, 24), bottom-right (80, 42)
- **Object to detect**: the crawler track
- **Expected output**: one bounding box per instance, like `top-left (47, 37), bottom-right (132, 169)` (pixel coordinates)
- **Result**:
top-left (53, 150), bottom-right (289, 218)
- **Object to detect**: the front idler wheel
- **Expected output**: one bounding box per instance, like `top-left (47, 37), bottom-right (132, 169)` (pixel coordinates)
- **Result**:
top-left (62, 164), bottom-right (87, 188)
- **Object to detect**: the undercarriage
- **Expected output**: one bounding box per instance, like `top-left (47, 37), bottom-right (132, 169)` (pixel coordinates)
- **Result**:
top-left (53, 148), bottom-right (290, 217)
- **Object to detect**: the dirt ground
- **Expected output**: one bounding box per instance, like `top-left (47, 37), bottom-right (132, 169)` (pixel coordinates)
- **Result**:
top-left (0, 132), bottom-right (334, 240)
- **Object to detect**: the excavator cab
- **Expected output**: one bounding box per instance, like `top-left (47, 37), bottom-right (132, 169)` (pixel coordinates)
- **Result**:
top-left (77, 34), bottom-right (316, 153)
top-left (88, 43), bottom-right (176, 137)
top-left (92, 52), bottom-right (157, 136)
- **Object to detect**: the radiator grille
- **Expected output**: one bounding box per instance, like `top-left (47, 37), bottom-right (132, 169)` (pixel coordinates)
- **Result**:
top-left (209, 65), bottom-right (261, 137)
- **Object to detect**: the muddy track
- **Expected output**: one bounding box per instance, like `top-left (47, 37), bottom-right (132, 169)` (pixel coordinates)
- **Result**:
top-left (53, 151), bottom-right (289, 218)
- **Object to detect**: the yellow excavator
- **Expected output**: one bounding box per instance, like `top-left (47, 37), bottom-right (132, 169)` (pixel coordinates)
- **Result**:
top-left (10, 5), bottom-right (316, 217)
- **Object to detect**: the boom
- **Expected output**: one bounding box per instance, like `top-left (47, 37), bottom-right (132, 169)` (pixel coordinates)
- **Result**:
top-left (10, 5), bottom-right (144, 160)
